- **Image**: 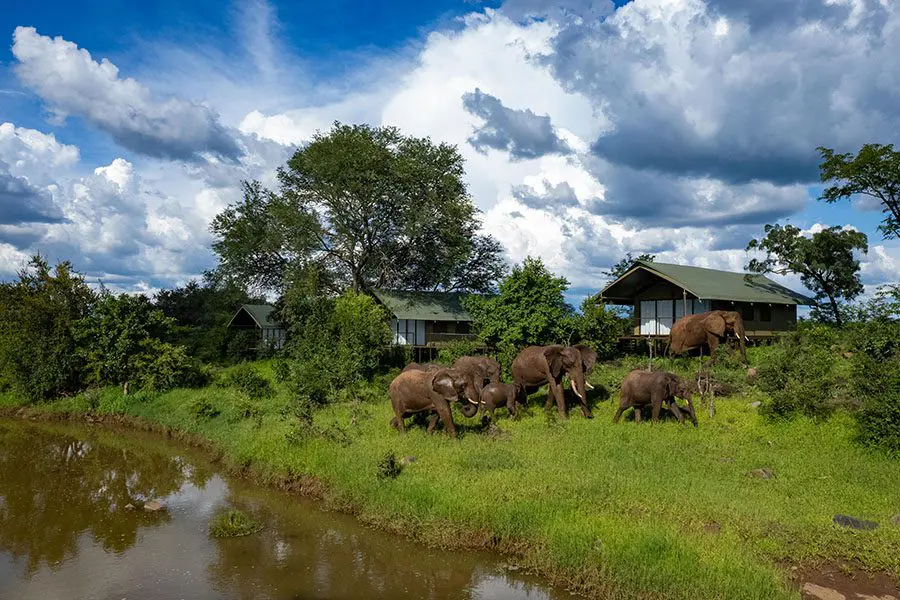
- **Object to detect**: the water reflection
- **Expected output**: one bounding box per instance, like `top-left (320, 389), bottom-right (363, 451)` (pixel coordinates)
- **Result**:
top-left (0, 420), bottom-right (561, 600)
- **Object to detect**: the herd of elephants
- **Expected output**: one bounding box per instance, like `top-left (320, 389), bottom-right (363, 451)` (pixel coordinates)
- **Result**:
top-left (388, 310), bottom-right (750, 437)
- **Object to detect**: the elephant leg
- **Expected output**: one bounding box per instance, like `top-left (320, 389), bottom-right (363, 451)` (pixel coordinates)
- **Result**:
top-left (651, 392), bottom-right (663, 424)
top-left (685, 397), bottom-right (698, 426)
top-left (426, 412), bottom-right (440, 434)
top-left (667, 400), bottom-right (685, 424)
top-left (434, 399), bottom-right (457, 439)
top-left (706, 334), bottom-right (720, 364)
top-left (549, 380), bottom-right (567, 418)
top-left (579, 393), bottom-right (594, 419)
top-left (392, 404), bottom-right (406, 433)
top-left (633, 406), bottom-right (642, 424)
top-left (506, 391), bottom-right (517, 418)
top-left (613, 403), bottom-right (628, 423)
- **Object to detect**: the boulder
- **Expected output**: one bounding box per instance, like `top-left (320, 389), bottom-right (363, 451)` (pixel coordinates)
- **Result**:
top-left (748, 468), bottom-right (775, 479)
top-left (143, 500), bottom-right (164, 512)
top-left (746, 367), bottom-right (759, 381)
top-left (747, 401), bottom-right (762, 409)
top-left (399, 456), bottom-right (417, 466)
top-left (801, 582), bottom-right (845, 600)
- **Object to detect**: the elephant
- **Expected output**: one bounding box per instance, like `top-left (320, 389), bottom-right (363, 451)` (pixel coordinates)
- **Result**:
top-left (613, 369), bottom-right (697, 426)
top-left (511, 345), bottom-right (591, 419)
top-left (478, 382), bottom-right (519, 420)
top-left (389, 367), bottom-right (473, 438)
top-left (403, 360), bottom-right (482, 418)
top-left (666, 310), bottom-right (748, 365)
top-left (401, 362), bottom-right (441, 373)
top-left (452, 355), bottom-right (502, 418)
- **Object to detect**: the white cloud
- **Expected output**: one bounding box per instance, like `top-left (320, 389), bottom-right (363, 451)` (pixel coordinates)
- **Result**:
top-left (12, 27), bottom-right (240, 162)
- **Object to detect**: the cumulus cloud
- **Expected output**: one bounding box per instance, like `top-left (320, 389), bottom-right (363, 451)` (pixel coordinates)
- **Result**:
top-left (11, 27), bottom-right (241, 162)
top-left (0, 164), bottom-right (64, 225)
top-left (532, 0), bottom-right (900, 186)
top-left (462, 87), bottom-right (572, 160)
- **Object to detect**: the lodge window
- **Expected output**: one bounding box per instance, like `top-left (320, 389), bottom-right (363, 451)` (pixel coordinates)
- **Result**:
top-left (741, 305), bottom-right (755, 322)
top-left (759, 305), bottom-right (772, 322)
top-left (432, 321), bottom-right (447, 334)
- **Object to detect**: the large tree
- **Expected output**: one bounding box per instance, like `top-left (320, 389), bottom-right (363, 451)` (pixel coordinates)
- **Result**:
top-left (746, 224), bottom-right (868, 326)
top-left (817, 144), bottom-right (900, 240)
top-left (211, 122), bottom-right (506, 294)
top-left (603, 252), bottom-right (655, 280)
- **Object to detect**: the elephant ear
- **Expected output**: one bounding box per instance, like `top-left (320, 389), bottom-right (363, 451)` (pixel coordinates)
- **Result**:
top-left (432, 369), bottom-right (457, 398)
top-left (706, 314), bottom-right (727, 337)
top-left (576, 344), bottom-right (598, 375)
top-left (543, 347), bottom-right (564, 377)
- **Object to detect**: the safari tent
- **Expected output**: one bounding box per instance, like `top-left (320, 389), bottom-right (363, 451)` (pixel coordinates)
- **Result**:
top-left (595, 260), bottom-right (813, 339)
top-left (226, 304), bottom-right (287, 350)
top-left (372, 289), bottom-right (479, 347)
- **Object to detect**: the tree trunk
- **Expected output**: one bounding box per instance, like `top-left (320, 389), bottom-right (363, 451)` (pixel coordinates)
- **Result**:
top-left (828, 294), bottom-right (843, 327)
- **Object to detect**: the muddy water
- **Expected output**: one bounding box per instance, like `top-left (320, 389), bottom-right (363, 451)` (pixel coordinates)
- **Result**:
top-left (0, 419), bottom-right (565, 600)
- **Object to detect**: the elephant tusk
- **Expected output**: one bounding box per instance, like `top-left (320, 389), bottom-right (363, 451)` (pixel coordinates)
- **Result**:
top-left (573, 389), bottom-right (584, 400)
top-left (585, 382), bottom-right (595, 390)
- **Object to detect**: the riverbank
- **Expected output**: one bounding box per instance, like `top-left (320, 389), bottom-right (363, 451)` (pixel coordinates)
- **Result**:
top-left (2, 357), bottom-right (899, 600)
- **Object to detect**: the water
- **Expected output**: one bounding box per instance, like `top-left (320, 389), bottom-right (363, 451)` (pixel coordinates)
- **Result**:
top-left (0, 419), bottom-right (564, 600)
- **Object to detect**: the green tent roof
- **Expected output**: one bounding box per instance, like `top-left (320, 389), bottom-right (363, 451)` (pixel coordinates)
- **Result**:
top-left (228, 304), bottom-right (281, 328)
top-left (372, 290), bottom-right (474, 321)
top-left (599, 260), bottom-right (814, 305)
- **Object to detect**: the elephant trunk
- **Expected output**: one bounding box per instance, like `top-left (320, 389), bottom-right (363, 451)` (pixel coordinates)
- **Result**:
top-left (461, 401), bottom-right (479, 418)
top-left (734, 316), bottom-right (748, 364)
top-left (569, 367), bottom-right (587, 402)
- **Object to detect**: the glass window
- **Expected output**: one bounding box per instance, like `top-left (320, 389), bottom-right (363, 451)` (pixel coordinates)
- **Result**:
top-left (741, 305), bottom-right (755, 322)
top-left (759, 305), bottom-right (772, 322)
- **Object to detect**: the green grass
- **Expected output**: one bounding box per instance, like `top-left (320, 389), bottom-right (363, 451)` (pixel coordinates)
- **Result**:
top-left (208, 508), bottom-right (264, 538)
top-left (4, 353), bottom-right (898, 600)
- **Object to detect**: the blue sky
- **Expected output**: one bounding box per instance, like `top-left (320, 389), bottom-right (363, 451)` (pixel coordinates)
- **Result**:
top-left (0, 0), bottom-right (897, 304)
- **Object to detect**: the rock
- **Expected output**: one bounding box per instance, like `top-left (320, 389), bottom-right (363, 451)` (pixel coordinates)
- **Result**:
top-left (399, 456), bottom-right (417, 466)
top-left (143, 500), bottom-right (164, 512)
top-left (842, 352), bottom-right (854, 359)
top-left (748, 401), bottom-right (762, 409)
top-left (832, 514), bottom-right (878, 530)
top-left (890, 514), bottom-right (900, 527)
top-left (748, 468), bottom-right (775, 479)
top-left (747, 367), bottom-right (759, 381)
top-left (123, 503), bottom-right (135, 511)
top-left (801, 582), bottom-right (846, 600)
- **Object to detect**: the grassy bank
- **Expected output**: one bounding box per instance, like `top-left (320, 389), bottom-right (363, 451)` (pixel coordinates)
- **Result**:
top-left (2, 354), bottom-right (898, 600)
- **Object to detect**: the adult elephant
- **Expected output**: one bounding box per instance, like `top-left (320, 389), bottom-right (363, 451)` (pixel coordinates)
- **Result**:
top-left (667, 310), bottom-right (748, 365)
top-left (452, 355), bottom-right (501, 418)
top-left (403, 360), bottom-right (482, 418)
top-left (389, 367), bottom-right (472, 438)
top-left (512, 345), bottom-right (591, 419)
top-left (614, 369), bottom-right (696, 426)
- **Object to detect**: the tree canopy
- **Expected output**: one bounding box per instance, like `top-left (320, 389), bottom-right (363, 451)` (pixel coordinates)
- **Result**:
top-left (818, 144), bottom-right (900, 240)
top-left (603, 252), bottom-right (655, 280)
top-left (746, 224), bottom-right (868, 326)
top-left (211, 122), bottom-right (506, 295)
top-left (464, 256), bottom-right (576, 350)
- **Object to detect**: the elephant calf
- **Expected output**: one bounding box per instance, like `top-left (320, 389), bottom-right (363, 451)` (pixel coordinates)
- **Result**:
top-left (389, 367), bottom-right (473, 438)
top-left (614, 369), bottom-right (697, 426)
top-left (479, 382), bottom-right (520, 420)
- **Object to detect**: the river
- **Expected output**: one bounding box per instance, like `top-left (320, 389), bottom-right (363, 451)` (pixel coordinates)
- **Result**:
top-left (0, 418), bottom-right (566, 600)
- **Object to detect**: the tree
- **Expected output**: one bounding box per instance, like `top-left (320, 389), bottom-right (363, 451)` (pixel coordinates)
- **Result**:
top-left (575, 297), bottom-right (629, 360)
top-left (75, 291), bottom-right (182, 393)
top-left (211, 122), bottom-right (506, 294)
top-left (818, 144), bottom-right (900, 240)
top-left (603, 252), bottom-right (655, 280)
top-left (0, 256), bottom-right (95, 401)
top-left (464, 256), bottom-right (575, 351)
top-left (746, 224), bottom-right (868, 326)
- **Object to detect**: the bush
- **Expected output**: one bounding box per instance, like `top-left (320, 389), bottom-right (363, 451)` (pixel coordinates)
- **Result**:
top-left (847, 320), bottom-right (900, 453)
top-left (756, 331), bottom-right (842, 420)
top-left (436, 339), bottom-right (484, 365)
top-left (221, 363), bottom-right (273, 400)
top-left (135, 341), bottom-right (210, 392)
top-left (377, 451), bottom-right (403, 479)
top-left (189, 398), bottom-right (220, 419)
top-left (576, 298), bottom-right (629, 361)
top-left (208, 509), bottom-right (263, 538)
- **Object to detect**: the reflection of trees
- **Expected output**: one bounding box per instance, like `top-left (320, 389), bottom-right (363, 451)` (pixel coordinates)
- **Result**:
top-left (207, 487), bottom-right (485, 600)
top-left (0, 422), bottom-right (189, 575)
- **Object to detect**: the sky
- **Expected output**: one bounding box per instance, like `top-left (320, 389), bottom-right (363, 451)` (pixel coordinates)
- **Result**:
top-left (1, 0), bottom-right (898, 306)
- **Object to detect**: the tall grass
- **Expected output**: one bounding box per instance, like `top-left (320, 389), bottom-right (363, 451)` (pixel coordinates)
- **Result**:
top-left (7, 354), bottom-right (899, 600)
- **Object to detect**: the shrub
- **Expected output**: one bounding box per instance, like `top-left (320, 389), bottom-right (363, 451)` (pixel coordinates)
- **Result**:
top-left (135, 341), bottom-right (209, 392)
top-left (756, 331), bottom-right (842, 420)
top-left (221, 363), bottom-right (273, 399)
top-left (575, 298), bottom-right (629, 361)
top-left (208, 509), bottom-right (263, 538)
top-left (847, 321), bottom-right (900, 453)
top-left (225, 330), bottom-right (259, 363)
top-left (377, 451), bottom-right (402, 479)
top-left (436, 339), bottom-right (484, 365)
top-left (189, 398), bottom-right (220, 419)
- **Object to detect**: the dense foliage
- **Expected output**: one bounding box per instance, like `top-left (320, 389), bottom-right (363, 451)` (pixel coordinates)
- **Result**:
top-left (210, 122), bottom-right (506, 294)
top-left (747, 223), bottom-right (868, 326)
top-left (602, 252), bottom-right (655, 280)
top-left (818, 143), bottom-right (900, 240)
top-left (846, 320), bottom-right (900, 453)
top-left (285, 292), bottom-right (391, 404)
top-left (154, 271), bottom-right (264, 363)
top-left (575, 297), bottom-right (629, 360)
top-left (0, 257), bottom-right (95, 401)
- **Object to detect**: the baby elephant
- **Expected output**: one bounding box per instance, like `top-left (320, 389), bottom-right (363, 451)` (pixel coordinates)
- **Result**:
top-left (614, 369), bottom-right (697, 426)
top-left (478, 382), bottom-right (520, 420)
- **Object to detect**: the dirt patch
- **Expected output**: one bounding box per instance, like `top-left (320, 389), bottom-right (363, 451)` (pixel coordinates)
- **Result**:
top-left (787, 562), bottom-right (900, 600)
